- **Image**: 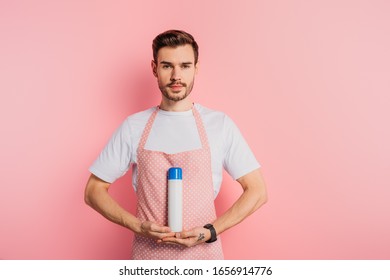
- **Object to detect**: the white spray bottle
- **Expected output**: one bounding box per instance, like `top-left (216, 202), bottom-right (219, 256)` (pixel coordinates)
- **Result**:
top-left (168, 167), bottom-right (183, 232)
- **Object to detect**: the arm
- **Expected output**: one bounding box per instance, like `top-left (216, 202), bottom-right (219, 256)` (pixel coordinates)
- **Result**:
top-left (84, 174), bottom-right (175, 241)
top-left (213, 168), bottom-right (268, 235)
top-left (162, 168), bottom-right (267, 246)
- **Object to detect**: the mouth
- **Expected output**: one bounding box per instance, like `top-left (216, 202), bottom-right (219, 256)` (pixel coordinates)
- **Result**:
top-left (168, 83), bottom-right (185, 91)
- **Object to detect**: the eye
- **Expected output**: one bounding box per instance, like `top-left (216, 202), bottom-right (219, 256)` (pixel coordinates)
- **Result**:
top-left (162, 65), bottom-right (172, 69)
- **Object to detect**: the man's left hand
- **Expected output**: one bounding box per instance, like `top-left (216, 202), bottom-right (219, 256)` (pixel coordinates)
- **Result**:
top-left (158, 226), bottom-right (211, 247)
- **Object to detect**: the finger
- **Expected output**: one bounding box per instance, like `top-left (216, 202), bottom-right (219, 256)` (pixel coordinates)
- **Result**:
top-left (158, 232), bottom-right (176, 239)
top-left (158, 240), bottom-right (182, 246)
top-left (161, 237), bottom-right (191, 247)
top-left (161, 226), bottom-right (172, 233)
top-left (178, 230), bottom-right (196, 239)
top-left (160, 236), bottom-right (178, 242)
top-left (141, 222), bottom-right (174, 240)
top-left (148, 231), bottom-right (174, 241)
top-left (149, 223), bottom-right (171, 233)
top-left (143, 221), bottom-right (172, 234)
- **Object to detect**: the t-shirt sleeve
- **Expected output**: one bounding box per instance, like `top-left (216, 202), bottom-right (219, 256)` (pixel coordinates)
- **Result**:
top-left (89, 118), bottom-right (132, 183)
top-left (222, 115), bottom-right (260, 180)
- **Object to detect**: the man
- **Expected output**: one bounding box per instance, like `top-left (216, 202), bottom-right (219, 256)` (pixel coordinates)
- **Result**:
top-left (84, 30), bottom-right (267, 259)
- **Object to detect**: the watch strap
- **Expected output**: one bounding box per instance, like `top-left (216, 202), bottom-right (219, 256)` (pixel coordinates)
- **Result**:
top-left (203, 223), bottom-right (217, 243)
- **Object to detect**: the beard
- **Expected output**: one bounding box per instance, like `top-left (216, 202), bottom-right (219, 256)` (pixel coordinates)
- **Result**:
top-left (159, 80), bottom-right (195, 102)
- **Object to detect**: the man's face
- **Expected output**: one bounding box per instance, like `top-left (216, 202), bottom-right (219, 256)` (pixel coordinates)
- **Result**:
top-left (152, 44), bottom-right (198, 102)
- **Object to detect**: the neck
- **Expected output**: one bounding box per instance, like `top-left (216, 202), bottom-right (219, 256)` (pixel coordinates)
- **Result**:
top-left (159, 98), bottom-right (193, 112)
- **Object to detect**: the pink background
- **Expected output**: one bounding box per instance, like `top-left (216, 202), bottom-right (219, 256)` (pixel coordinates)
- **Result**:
top-left (1, 0), bottom-right (389, 259)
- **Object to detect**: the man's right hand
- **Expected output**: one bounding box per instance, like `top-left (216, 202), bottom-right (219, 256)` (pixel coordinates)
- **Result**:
top-left (138, 221), bottom-right (175, 241)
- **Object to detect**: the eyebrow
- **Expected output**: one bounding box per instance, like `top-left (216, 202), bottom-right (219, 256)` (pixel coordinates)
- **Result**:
top-left (160, 61), bottom-right (193, 66)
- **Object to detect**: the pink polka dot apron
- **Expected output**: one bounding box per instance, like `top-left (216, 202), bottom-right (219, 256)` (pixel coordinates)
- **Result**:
top-left (131, 106), bottom-right (224, 259)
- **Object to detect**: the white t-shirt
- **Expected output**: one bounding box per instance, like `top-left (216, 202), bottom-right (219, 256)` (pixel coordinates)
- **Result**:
top-left (89, 103), bottom-right (260, 198)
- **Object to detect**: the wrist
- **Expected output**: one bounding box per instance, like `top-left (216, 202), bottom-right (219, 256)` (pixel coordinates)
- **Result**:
top-left (203, 224), bottom-right (217, 243)
top-left (130, 220), bottom-right (143, 235)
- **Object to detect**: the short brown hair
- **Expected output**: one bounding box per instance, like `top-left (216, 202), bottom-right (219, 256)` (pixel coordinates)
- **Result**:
top-left (152, 30), bottom-right (199, 64)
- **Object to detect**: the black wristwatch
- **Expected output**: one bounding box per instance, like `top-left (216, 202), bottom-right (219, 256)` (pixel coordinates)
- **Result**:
top-left (203, 224), bottom-right (217, 243)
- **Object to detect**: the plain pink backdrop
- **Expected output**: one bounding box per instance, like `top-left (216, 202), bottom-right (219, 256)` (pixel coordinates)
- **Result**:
top-left (1, 0), bottom-right (389, 259)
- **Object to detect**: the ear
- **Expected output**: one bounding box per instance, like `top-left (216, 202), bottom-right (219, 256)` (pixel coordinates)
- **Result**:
top-left (195, 60), bottom-right (199, 75)
top-left (151, 60), bottom-right (157, 77)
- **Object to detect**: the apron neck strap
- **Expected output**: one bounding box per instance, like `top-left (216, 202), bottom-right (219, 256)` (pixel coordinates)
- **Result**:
top-left (138, 105), bottom-right (209, 150)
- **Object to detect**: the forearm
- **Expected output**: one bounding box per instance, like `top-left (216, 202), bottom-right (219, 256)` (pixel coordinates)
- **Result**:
top-left (213, 169), bottom-right (267, 236)
top-left (85, 174), bottom-right (178, 241)
top-left (84, 177), bottom-right (142, 234)
top-left (213, 188), bottom-right (265, 235)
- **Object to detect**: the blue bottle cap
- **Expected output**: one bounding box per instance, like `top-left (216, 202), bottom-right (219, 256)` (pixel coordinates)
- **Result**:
top-left (168, 167), bottom-right (182, 180)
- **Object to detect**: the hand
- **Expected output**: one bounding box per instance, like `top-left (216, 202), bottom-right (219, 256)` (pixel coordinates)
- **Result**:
top-left (159, 226), bottom-right (211, 247)
top-left (138, 221), bottom-right (175, 241)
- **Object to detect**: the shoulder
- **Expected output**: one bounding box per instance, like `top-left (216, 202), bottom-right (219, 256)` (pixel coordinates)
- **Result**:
top-left (195, 103), bottom-right (230, 123)
top-left (125, 107), bottom-right (155, 123)
top-left (195, 103), bottom-right (224, 117)
top-left (122, 107), bottom-right (155, 129)
top-left (111, 107), bottom-right (155, 141)
top-left (195, 103), bottom-right (237, 130)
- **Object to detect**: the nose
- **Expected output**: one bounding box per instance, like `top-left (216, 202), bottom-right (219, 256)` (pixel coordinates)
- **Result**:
top-left (170, 66), bottom-right (181, 81)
